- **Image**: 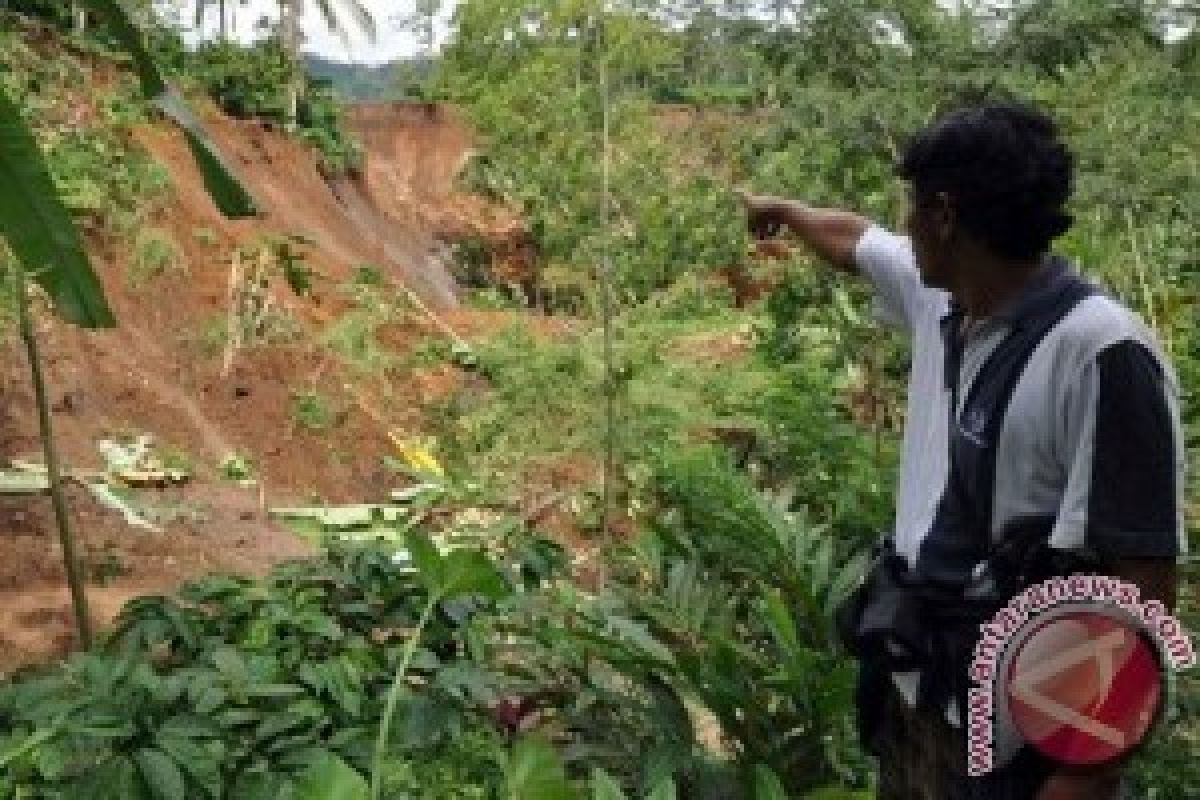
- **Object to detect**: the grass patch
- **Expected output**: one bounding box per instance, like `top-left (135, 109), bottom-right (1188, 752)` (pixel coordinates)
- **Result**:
top-left (128, 227), bottom-right (185, 286)
top-left (291, 390), bottom-right (339, 432)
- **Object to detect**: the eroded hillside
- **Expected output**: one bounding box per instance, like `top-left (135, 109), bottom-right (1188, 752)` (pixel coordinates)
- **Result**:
top-left (0, 75), bottom-right (528, 671)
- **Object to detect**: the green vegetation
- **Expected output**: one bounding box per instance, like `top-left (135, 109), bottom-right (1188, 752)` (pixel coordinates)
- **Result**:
top-left (0, 13), bottom-right (172, 244)
top-left (185, 38), bottom-right (364, 175)
top-left (0, 1), bottom-right (1197, 799)
top-left (292, 390), bottom-right (339, 433)
top-left (219, 453), bottom-right (255, 483)
top-left (129, 227), bottom-right (186, 286)
top-left (305, 55), bottom-right (429, 102)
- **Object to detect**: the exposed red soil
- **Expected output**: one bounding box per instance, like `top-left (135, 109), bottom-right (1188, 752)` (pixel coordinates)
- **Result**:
top-left (348, 103), bottom-right (539, 293)
top-left (667, 328), bottom-right (754, 366)
top-left (0, 483), bottom-right (311, 676)
top-left (0, 94), bottom-right (521, 674)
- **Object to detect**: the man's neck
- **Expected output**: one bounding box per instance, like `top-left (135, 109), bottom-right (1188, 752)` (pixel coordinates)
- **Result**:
top-left (953, 251), bottom-right (1047, 322)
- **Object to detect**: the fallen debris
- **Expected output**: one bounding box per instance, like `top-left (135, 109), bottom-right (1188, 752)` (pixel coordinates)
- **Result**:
top-left (98, 435), bottom-right (190, 488)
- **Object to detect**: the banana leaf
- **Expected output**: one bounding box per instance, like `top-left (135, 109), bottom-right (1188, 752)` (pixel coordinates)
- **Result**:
top-left (0, 84), bottom-right (115, 327)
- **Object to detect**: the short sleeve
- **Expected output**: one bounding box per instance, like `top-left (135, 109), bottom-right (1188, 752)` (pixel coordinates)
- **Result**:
top-left (853, 226), bottom-right (940, 333)
top-left (1050, 339), bottom-right (1185, 560)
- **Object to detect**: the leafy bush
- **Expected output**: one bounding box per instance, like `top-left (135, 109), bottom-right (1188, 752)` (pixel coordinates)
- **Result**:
top-left (0, 542), bottom-right (508, 799)
top-left (187, 38), bottom-right (362, 175)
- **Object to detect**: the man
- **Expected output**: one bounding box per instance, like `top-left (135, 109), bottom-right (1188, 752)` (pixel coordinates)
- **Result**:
top-left (739, 104), bottom-right (1185, 799)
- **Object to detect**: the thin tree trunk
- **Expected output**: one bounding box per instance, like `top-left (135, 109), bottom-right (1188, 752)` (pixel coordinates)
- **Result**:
top-left (14, 267), bottom-right (92, 650)
top-left (281, 0), bottom-right (302, 126)
top-left (220, 0), bottom-right (229, 40)
top-left (598, 12), bottom-right (617, 543)
top-left (72, 2), bottom-right (86, 34)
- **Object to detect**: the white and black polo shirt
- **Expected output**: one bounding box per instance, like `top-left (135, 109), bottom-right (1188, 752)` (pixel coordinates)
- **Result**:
top-left (854, 226), bottom-right (1188, 711)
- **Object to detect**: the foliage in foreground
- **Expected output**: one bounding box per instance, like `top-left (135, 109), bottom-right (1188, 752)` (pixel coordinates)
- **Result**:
top-left (0, 450), bottom-right (874, 799)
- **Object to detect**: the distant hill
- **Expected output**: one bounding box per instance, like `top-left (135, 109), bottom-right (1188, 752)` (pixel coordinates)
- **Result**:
top-left (305, 55), bottom-right (436, 103)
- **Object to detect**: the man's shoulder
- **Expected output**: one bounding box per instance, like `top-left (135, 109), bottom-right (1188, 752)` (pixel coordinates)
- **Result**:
top-left (1045, 292), bottom-right (1172, 378)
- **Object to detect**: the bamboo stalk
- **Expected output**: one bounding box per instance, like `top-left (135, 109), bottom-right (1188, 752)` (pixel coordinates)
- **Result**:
top-left (14, 266), bottom-right (92, 649)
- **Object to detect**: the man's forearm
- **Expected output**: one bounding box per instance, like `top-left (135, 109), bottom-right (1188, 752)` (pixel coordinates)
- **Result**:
top-left (768, 200), bottom-right (872, 273)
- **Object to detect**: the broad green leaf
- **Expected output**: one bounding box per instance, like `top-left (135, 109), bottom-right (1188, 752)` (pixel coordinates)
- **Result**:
top-left (392, 690), bottom-right (458, 749)
top-left (434, 662), bottom-right (500, 706)
top-left (763, 588), bottom-right (801, 659)
top-left (294, 750), bottom-right (368, 800)
top-left (0, 721), bottom-right (62, 770)
top-left (0, 84), bottom-right (114, 328)
top-left (440, 549), bottom-right (511, 601)
top-left (645, 777), bottom-right (677, 800)
top-left (405, 532), bottom-right (444, 594)
top-left (503, 737), bottom-right (577, 800)
top-left (76, 754), bottom-right (147, 800)
top-left (753, 765), bottom-right (788, 800)
top-left (70, 714), bottom-right (138, 739)
top-left (244, 683), bottom-right (308, 699)
top-left (158, 715), bottom-right (221, 740)
top-left (801, 789), bottom-right (873, 800)
top-left (156, 732), bottom-right (222, 800)
top-left (134, 748), bottom-right (186, 800)
top-left (590, 768), bottom-right (628, 800)
top-left (85, 0), bottom-right (257, 218)
top-left (833, 287), bottom-right (860, 325)
top-left (256, 708), bottom-right (311, 742)
top-left (192, 686), bottom-right (228, 715)
top-left (229, 770), bottom-right (293, 800)
top-left (811, 537), bottom-right (833, 594)
top-left (215, 709), bottom-right (261, 727)
top-left (163, 92), bottom-right (260, 219)
top-left (604, 615), bottom-right (675, 666)
top-left (824, 551), bottom-right (869, 617)
top-left (210, 647), bottom-right (248, 681)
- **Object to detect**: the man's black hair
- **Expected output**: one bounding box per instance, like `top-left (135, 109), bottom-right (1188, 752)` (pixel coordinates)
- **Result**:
top-left (899, 103), bottom-right (1074, 261)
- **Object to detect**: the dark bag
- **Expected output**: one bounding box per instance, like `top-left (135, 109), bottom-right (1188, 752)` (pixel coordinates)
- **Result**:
top-left (834, 535), bottom-right (924, 669)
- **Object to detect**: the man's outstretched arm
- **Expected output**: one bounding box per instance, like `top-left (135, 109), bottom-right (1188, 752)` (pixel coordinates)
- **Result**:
top-left (736, 190), bottom-right (871, 274)
top-left (736, 190), bottom-right (938, 334)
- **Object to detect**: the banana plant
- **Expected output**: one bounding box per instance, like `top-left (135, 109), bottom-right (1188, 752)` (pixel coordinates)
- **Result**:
top-left (0, 0), bottom-right (257, 648)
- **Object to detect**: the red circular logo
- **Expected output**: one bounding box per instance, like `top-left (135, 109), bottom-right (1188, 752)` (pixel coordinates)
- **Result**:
top-left (1005, 611), bottom-right (1163, 765)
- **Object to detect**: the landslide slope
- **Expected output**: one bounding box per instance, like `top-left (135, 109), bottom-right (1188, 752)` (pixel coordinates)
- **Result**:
top-left (0, 38), bottom-right (510, 671)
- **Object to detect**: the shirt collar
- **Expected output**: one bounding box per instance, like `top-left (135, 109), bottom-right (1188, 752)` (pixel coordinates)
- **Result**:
top-left (938, 254), bottom-right (1076, 333)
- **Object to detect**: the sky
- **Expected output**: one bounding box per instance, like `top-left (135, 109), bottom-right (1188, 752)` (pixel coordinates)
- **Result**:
top-left (166, 1), bottom-right (1193, 65)
top-left (167, 1), bottom-right (461, 65)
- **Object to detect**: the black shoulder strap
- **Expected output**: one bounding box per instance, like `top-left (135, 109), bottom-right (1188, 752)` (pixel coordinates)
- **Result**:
top-left (946, 270), bottom-right (1099, 552)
